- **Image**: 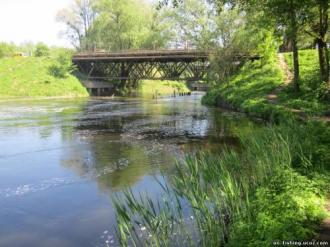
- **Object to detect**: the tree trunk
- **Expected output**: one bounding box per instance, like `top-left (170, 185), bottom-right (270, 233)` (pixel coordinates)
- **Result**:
top-left (317, 38), bottom-right (329, 83)
top-left (317, 2), bottom-right (329, 84)
top-left (289, 0), bottom-right (300, 92)
top-left (326, 45), bottom-right (330, 88)
top-left (292, 38), bottom-right (300, 92)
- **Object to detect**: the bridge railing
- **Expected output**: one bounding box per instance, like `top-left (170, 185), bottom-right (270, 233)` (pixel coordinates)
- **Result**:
top-left (73, 49), bottom-right (212, 59)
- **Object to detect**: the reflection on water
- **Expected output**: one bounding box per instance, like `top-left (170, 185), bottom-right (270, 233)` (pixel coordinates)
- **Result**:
top-left (0, 94), bottom-right (255, 247)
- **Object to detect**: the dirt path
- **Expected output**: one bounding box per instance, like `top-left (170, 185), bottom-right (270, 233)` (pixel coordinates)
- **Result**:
top-left (266, 53), bottom-right (293, 104)
top-left (266, 54), bottom-right (330, 122)
top-left (317, 199), bottom-right (330, 242)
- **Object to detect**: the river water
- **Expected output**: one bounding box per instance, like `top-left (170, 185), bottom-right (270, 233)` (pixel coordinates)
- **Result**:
top-left (0, 93), bottom-right (254, 247)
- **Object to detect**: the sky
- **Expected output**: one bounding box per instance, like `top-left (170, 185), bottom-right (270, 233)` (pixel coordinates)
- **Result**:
top-left (0, 0), bottom-right (73, 47)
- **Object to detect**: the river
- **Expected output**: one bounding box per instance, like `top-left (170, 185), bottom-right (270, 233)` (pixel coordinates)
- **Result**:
top-left (0, 93), bottom-right (254, 247)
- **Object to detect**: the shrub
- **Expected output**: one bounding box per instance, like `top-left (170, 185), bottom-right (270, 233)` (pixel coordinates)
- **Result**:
top-left (48, 51), bottom-right (75, 78)
top-left (0, 42), bottom-right (16, 58)
top-left (34, 43), bottom-right (49, 57)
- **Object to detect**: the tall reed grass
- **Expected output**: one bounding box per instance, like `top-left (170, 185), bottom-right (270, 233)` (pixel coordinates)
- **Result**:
top-left (113, 119), bottom-right (329, 246)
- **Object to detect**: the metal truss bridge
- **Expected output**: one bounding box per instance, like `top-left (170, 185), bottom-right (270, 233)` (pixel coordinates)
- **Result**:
top-left (72, 50), bottom-right (211, 82)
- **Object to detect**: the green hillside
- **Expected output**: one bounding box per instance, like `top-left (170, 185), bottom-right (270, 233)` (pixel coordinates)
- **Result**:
top-left (0, 56), bottom-right (88, 98)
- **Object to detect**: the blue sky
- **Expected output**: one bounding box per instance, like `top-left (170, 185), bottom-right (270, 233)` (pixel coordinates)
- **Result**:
top-left (0, 0), bottom-right (72, 47)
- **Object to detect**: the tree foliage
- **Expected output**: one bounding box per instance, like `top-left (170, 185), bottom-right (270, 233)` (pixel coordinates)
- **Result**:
top-left (57, 0), bottom-right (175, 51)
top-left (48, 50), bottom-right (75, 78)
top-left (34, 43), bottom-right (50, 57)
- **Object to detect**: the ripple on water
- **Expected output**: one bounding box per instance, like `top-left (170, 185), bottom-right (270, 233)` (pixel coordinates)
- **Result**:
top-left (0, 158), bottom-right (130, 198)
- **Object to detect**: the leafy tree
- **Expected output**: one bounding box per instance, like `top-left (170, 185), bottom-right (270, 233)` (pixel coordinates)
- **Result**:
top-left (34, 42), bottom-right (49, 57)
top-left (304, 0), bottom-right (330, 85)
top-left (87, 0), bottom-right (174, 51)
top-left (162, 0), bottom-right (219, 49)
top-left (94, 0), bottom-right (149, 50)
top-left (215, 0), bottom-right (312, 92)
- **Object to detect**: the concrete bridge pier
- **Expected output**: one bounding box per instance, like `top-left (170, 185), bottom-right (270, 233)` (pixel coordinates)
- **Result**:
top-left (81, 80), bottom-right (115, 96)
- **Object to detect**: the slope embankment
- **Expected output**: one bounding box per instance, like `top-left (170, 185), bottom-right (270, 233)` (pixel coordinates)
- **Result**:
top-left (0, 57), bottom-right (88, 98)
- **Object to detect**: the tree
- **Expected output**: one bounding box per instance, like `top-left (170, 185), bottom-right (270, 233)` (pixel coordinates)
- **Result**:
top-left (56, 0), bottom-right (97, 50)
top-left (304, 0), bottom-right (330, 85)
top-left (216, 0), bottom-right (313, 92)
top-left (89, 0), bottom-right (173, 51)
top-left (163, 0), bottom-right (219, 49)
top-left (93, 0), bottom-right (151, 50)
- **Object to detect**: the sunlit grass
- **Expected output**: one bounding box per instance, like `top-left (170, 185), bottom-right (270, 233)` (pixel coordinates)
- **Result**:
top-left (138, 80), bottom-right (190, 98)
top-left (202, 55), bottom-right (286, 120)
top-left (281, 49), bottom-right (329, 114)
top-left (0, 56), bottom-right (88, 97)
top-left (204, 50), bottom-right (330, 119)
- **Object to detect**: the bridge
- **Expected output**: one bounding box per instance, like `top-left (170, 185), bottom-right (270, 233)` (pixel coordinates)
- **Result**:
top-left (72, 50), bottom-right (211, 83)
top-left (72, 50), bottom-right (260, 95)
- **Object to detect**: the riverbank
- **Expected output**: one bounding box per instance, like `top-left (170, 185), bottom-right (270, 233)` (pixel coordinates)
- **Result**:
top-left (202, 49), bottom-right (329, 121)
top-left (138, 80), bottom-right (190, 98)
top-left (0, 56), bottom-right (88, 97)
top-left (113, 50), bottom-right (330, 246)
top-left (201, 49), bottom-right (330, 244)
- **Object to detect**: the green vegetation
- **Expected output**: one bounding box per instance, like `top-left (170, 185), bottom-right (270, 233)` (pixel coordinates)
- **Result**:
top-left (98, 0), bottom-right (330, 245)
top-left (0, 42), bottom-right (16, 58)
top-left (138, 80), bottom-right (190, 98)
top-left (57, 0), bottom-right (174, 51)
top-left (203, 53), bottom-right (286, 120)
top-left (114, 120), bottom-right (330, 246)
top-left (0, 55), bottom-right (88, 97)
top-left (203, 49), bottom-right (330, 120)
top-left (34, 42), bottom-right (50, 57)
top-left (280, 50), bottom-right (330, 114)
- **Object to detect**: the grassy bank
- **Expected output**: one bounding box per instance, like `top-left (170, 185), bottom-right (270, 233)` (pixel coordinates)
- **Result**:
top-left (0, 56), bottom-right (88, 97)
top-left (203, 53), bottom-right (286, 120)
top-left (138, 80), bottom-right (190, 98)
top-left (203, 49), bottom-right (329, 120)
top-left (281, 50), bottom-right (329, 114)
top-left (112, 50), bottom-right (330, 246)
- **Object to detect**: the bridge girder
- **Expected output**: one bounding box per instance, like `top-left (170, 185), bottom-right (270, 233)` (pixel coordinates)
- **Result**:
top-left (74, 59), bottom-right (210, 82)
top-left (73, 50), bottom-right (211, 83)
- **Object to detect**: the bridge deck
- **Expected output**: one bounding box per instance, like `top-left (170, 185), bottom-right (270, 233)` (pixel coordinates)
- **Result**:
top-left (72, 50), bottom-right (210, 62)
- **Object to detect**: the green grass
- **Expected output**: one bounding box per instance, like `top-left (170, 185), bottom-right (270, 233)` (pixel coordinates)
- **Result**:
top-left (203, 54), bottom-right (287, 120)
top-left (0, 56), bottom-right (88, 97)
top-left (280, 49), bottom-right (329, 114)
top-left (138, 80), bottom-right (190, 98)
top-left (203, 49), bottom-right (330, 119)
top-left (113, 120), bottom-right (330, 246)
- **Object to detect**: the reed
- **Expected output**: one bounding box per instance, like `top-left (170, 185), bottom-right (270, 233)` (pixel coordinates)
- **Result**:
top-left (113, 119), bottom-right (329, 246)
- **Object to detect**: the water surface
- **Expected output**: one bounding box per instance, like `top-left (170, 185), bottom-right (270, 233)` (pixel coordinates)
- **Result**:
top-left (0, 94), bottom-right (254, 247)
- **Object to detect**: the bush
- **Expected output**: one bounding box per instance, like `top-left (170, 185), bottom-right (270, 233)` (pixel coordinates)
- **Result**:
top-left (34, 43), bottom-right (49, 57)
top-left (0, 42), bottom-right (16, 58)
top-left (229, 169), bottom-right (326, 247)
top-left (48, 51), bottom-right (75, 78)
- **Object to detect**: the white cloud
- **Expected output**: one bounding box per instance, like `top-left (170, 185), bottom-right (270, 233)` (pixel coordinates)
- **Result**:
top-left (0, 0), bottom-right (73, 47)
